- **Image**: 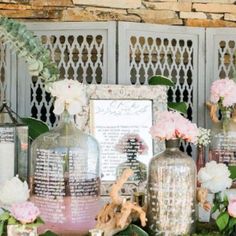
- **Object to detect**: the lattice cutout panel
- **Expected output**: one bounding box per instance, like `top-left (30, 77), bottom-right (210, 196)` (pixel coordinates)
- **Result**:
top-left (118, 23), bottom-right (204, 156)
top-left (0, 41), bottom-right (6, 103)
top-left (217, 40), bottom-right (236, 79)
top-left (18, 22), bottom-right (116, 127)
top-left (206, 29), bottom-right (236, 129)
top-left (31, 33), bottom-right (106, 127)
top-left (126, 35), bottom-right (194, 121)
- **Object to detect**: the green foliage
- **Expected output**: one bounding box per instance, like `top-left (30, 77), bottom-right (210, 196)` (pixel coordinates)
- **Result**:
top-left (115, 224), bottom-right (149, 236)
top-left (21, 117), bottom-right (49, 141)
top-left (228, 166), bottom-right (236, 181)
top-left (216, 212), bottom-right (229, 231)
top-left (0, 17), bottom-right (59, 85)
top-left (148, 75), bottom-right (174, 86)
top-left (211, 192), bottom-right (236, 235)
top-left (39, 231), bottom-right (59, 236)
top-left (168, 102), bottom-right (188, 114)
top-left (148, 75), bottom-right (187, 115)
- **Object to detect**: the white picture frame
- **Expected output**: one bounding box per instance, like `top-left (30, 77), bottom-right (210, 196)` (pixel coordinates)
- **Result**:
top-left (77, 85), bottom-right (167, 196)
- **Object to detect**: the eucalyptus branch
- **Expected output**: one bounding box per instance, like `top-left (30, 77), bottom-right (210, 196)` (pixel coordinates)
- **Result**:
top-left (0, 17), bottom-right (59, 86)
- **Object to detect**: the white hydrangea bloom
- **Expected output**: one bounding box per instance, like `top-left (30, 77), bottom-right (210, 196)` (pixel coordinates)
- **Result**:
top-left (198, 161), bottom-right (232, 193)
top-left (0, 176), bottom-right (29, 206)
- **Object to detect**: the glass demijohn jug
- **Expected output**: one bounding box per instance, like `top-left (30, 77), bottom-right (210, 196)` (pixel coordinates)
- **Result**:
top-left (147, 139), bottom-right (196, 235)
top-left (30, 110), bottom-right (100, 235)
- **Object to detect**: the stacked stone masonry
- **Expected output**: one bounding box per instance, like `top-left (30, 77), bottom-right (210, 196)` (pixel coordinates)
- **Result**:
top-left (0, 0), bottom-right (236, 27)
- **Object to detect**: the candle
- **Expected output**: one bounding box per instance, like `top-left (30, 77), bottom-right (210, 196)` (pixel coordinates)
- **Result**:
top-left (0, 142), bottom-right (15, 184)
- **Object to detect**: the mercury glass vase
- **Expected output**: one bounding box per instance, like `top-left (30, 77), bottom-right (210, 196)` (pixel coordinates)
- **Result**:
top-left (147, 139), bottom-right (196, 235)
top-left (30, 110), bottom-right (100, 235)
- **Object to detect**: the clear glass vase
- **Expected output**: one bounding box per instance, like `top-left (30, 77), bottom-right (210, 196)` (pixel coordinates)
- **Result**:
top-left (30, 110), bottom-right (100, 235)
top-left (209, 110), bottom-right (236, 166)
top-left (147, 139), bottom-right (196, 235)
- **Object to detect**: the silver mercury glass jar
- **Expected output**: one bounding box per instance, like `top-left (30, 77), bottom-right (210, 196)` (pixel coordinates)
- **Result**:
top-left (147, 139), bottom-right (196, 236)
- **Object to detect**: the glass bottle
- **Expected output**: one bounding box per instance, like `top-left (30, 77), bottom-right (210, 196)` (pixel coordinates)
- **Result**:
top-left (147, 139), bottom-right (196, 235)
top-left (30, 110), bottom-right (100, 235)
top-left (209, 110), bottom-right (236, 165)
top-left (116, 143), bottom-right (147, 182)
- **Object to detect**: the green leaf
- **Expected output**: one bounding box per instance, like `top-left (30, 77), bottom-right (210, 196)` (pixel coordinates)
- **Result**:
top-left (148, 75), bottom-right (174, 86)
top-left (216, 212), bottom-right (229, 231)
top-left (21, 117), bottom-right (49, 140)
top-left (228, 166), bottom-right (236, 180)
top-left (39, 230), bottom-right (59, 236)
top-left (228, 217), bottom-right (236, 229)
top-left (7, 216), bottom-right (18, 225)
top-left (0, 212), bottom-right (9, 221)
top-left (211, 203), bottom-right (219, 214)
top-left (115, 224), bottom-right (148, 236)
top-left (0, 221), bottom-right (4, 236)
top-left (26, 217), bottom-right (44, 228)
top-left (168, 102), bottom-right (188, 114)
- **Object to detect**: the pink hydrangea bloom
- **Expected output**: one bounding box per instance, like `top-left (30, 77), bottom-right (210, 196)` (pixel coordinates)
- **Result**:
top-left (228, 198), bottom-right (236, 217)
top-left (11, 202), bottom-right (40, 224)
top-left (150, 111), bottom-right (199, 143)
top-left (210, 78), bottom-right (236, 107)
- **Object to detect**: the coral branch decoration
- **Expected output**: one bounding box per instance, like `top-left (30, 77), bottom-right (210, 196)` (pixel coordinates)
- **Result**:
top-left (95, 169), bottom-right (147, 236)
top-left (0, 17), bottom-right (59, 87)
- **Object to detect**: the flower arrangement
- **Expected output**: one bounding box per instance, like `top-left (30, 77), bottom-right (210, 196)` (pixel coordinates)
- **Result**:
top-left (210, 78), bottom-right (236, 108)
top-left (49, 79), bottom-right (87, 115)
top-left (149, 111), bottom-right (199, 143)
top-left (0, 176), bottom-right (43, 236)
top-left (0, 17), bottom-right (59, 87)
top-left (115, 133), bottom-right (148, 155)
top-left (198, 161), bottom-right (235, 235)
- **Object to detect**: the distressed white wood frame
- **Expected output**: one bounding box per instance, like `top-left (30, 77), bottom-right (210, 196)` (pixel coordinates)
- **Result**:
top-left (82, 84), bottom-right (167, 195)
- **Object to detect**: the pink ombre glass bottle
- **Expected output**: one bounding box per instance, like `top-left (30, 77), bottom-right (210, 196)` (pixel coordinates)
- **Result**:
top-left (30, 110), bottom-right (100, 235)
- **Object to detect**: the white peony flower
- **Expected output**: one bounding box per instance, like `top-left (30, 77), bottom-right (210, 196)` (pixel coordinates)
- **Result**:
top-left (49, 79), bottom-right (87, 115)
top-left (0, 176), bottom-right (29, 206)
top-left (198, 161), bottom-right (232, 193)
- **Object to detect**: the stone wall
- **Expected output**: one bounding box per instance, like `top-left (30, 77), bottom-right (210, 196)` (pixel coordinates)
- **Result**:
top-left (0, 0), bottom-right (236, 27)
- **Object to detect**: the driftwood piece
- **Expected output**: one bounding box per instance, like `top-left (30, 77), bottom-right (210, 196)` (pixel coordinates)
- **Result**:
top-left (206, 102), bottom-right (219, 123)
top-left (197, 187), bottom-right (211, 212)
top-left (95, 169), bottom-right (147, 236)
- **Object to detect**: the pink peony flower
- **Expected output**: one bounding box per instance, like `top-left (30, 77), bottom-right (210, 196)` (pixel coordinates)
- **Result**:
top-left (210, 78), bottom-right (236, 107)
top-left (150, 111), bottom-right (199, 143)
top-left (115, 133), bottom-right (148, 155)
top-left (10, 202), bottom-right (40, 224)
top-left (228, 199), bottom-right (236, 217)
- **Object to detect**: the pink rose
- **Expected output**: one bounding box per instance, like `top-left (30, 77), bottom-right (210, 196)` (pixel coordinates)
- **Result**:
top-left (228, 199), bottom-right (236, 218)
top-left (11, 202), bottom-right (40, 224)
top-left (150, 111), bottom-right (198, 143)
